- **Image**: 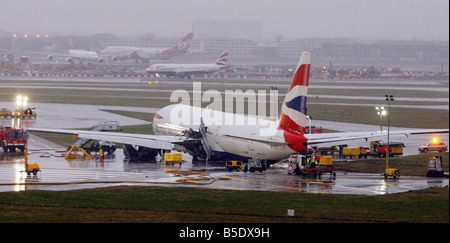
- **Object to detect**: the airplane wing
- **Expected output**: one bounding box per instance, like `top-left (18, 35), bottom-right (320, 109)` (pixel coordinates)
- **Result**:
top-left (305, 129), bottom-right (449, 145)
top-left (28, 128), bottom-right (181, 150)
top-left (153, 68), bottom-right (214, 76)
top-left (29, 127), bottom-right (448, 152)
top-left (29, 51), bottom-right (68, 57)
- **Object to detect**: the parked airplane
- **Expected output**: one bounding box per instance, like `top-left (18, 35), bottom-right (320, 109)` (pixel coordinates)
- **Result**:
top-left (145, 51), bottom-right (229, 78)
top-left (100, 33), bottom-right (193, 63)
top-left (34, 35), bottom-right (105, 64)
top-left (28, 52), bottom-right (448, 164)
top-left (45, 49), bottom-right (104, 64)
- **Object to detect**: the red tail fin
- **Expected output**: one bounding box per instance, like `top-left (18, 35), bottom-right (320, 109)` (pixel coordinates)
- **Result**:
top-left (161, 33), bottom-right (193, 56)
top-left (278, 52), bottom-right (311, 133)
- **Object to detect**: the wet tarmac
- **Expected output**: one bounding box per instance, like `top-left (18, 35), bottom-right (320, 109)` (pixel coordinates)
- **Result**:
top-left (0, 102), bottom-right (448, 194)
top-left (0, 77), bottom-right (448, 194)
top-left (0, 146), bottom-right (448, 194)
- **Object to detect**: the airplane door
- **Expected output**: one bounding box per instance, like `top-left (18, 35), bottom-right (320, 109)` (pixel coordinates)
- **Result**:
top-left (215, 126), bottom-right (220, 144)
top-left (249, 133), bottom-right (256, 152)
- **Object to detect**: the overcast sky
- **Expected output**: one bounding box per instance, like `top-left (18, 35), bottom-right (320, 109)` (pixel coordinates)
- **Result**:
top-left (1, 0), bottom-right (448, 41)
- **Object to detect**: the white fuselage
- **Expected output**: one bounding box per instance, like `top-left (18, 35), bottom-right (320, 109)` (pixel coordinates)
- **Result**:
top-left (68, 49), bottom-right (99, 61)
top-left (152, 104), bottom-right (297, 162)
top-left (100, 46), bottom-right (162, 60)
top-left (145, 63), bottom-right (224, 75)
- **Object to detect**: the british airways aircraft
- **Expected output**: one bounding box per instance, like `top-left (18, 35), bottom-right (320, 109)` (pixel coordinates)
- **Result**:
top-left (29, 52), bottom-right (448, 163)
top-left (145, 51), bottom-right (229, 78)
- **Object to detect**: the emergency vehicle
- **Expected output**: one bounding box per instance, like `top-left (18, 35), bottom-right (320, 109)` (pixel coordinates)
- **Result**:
top-left (418, 139), bottom-right (448, 153)
top-left (0, 126), bottom-right (28, 152)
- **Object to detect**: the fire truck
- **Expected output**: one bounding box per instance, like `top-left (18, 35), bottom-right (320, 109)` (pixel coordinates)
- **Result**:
top-left (0, 126), bottom-right (28, 152)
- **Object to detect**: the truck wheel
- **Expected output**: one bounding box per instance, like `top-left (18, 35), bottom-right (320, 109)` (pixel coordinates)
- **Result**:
top-left (33, 170), bottom-right (38, 175)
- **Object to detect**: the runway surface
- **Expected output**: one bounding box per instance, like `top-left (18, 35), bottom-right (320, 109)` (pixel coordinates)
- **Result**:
top-left (0, 102), bottom-right (447, 194)
top-left (0, 76), bottom-right (447, 194)
top-left (0, 146), bottom-right (447, 195)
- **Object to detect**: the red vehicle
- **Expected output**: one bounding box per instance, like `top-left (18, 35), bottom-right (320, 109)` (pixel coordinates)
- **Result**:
top-left (0, 127), bottom-right (28, 152)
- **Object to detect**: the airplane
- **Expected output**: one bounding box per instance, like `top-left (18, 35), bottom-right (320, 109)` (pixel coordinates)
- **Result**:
top-left (100, 33), bottom-right (193, 63)
top-left (28, 52), bottom-right (449, 164)
top-left (33, 35), bottom-right (106, 64)
top-left (145, 50), bottom-right (229, 78)
top-left (45, 49), bottom-right (104, 64)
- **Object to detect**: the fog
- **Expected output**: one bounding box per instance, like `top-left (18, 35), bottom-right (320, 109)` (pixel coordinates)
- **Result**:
top-left (1, 0), bottom-right (449, 41)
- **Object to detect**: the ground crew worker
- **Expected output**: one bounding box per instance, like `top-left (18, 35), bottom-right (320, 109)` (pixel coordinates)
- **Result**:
top-left (310, 154), bottom-right (317, 169)
top-left (99, 147), bottom-right (104, 162)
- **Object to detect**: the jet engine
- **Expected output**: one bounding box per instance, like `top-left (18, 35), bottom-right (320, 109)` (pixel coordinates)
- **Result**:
top-left (123, 144), bottom-right (159, 161)
top-left (47, 55), bottom-right (54, 60)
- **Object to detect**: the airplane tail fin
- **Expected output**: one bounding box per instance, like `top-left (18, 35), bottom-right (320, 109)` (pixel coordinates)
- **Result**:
top-left (161, 33), bottom-right (193, 56)
top-left (278, 51), bottom-right (311, 133)
top-left (215, 51), bottom-right (229, 68)
top-left (177, 33), bottom-right (193, 53)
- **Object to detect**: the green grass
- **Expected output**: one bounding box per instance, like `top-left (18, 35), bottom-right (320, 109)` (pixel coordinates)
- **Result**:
top-left (0, 185), bottom-right (447, 223)
top-left (0, 152), bottom-right (448, 223)
top-left (3, 78), bottom-right (448, 223)
top-left (334, 152), bottom-right (449, 176)
top-left (307, 104), bottom-right (449, 129)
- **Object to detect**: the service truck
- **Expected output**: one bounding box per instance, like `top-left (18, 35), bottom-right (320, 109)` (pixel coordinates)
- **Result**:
top-left (376, 142), bottom-right (404, 157)
top-left (288, 154), bottom-right (336, 178)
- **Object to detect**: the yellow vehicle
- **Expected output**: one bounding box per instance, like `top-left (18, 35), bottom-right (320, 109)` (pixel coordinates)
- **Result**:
top-left (163, 153), bottom-right (183, 165)
top-left (0, 108), bottom-right (12, 118)
top-left (11, 108), bottom-right (37, 119)
top-left (226, 160), bottom-right (243, 172)
top-left (342, 147), bottom-right (360, 159)
top-left (384, 168), bottom-right (400, 179)
top-left (24, 148), bottom-right (40, 175)
top-left (318, 156), bottom-right (333, 166)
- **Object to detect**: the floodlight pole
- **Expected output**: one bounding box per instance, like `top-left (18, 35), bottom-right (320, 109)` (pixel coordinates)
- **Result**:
top-left (385, 95), bottom-right (394, 169)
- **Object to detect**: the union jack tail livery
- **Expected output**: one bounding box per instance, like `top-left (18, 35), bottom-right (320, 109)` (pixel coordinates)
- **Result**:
top-left (215, 51), bottom-right (229, 68)
top-left (278, 51), bottom-right (311, 133)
